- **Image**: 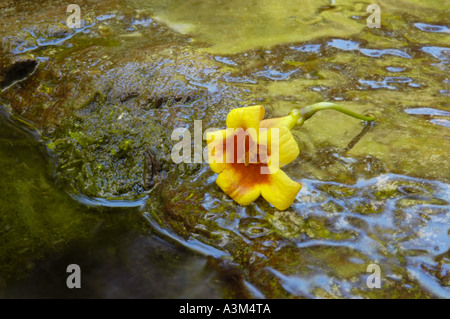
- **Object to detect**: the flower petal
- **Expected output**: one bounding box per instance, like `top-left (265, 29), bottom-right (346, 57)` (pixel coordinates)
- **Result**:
top-left (261, 169), bottom-right (302, 210)
top-left (258, 126), bottom-right (299, 167)
top-left (206, 129), bottom-right (229, 173)
top-left (216, 166), bottom-right (262, 206)
top-left (226, 105), bottom-right (265, 130)
top-left (260, 114), bottom-right (297, 130)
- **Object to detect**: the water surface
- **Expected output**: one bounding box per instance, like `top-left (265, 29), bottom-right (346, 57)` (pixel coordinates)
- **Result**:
top-left (0, 0), bottom-right (449, 298)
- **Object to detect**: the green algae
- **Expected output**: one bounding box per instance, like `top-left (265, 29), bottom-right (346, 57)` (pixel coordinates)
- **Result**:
top-left (47, 102), bottom-right (171, 199)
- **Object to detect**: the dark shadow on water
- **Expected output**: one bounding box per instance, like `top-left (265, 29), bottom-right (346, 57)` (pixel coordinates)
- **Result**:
top-left (0, 106), bottom-right (235, 298)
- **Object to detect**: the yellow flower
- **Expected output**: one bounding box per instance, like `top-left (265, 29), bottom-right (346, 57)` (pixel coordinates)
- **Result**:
top-left (206, 105), bottom-right (301, 210)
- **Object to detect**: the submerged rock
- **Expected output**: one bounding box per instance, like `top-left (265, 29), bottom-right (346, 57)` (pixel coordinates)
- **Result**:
top-left (0, 3), bottom-right (259, 199)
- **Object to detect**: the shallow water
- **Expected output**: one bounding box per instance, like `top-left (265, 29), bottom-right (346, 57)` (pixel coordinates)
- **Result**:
top-left (0, 0), bottom-right (449, 298)
top-left (0, 107), bottom-right (234, 298)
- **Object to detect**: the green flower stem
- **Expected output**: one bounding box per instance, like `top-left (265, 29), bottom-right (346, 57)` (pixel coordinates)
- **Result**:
top-left (291, 102), bottom-right (375, 127)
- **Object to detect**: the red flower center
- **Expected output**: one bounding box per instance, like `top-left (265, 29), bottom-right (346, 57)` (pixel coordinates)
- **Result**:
top-left (215, 129), bottom-right (271, 186)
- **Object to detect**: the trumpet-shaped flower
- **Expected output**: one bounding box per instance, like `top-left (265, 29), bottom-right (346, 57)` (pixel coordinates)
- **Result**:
top-left (206, 105), bottom-right (301, 210)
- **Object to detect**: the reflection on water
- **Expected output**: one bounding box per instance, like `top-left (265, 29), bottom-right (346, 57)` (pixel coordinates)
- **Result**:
top-left (134, 0), bottom-right (369, 54)
top-left (414, 23), bottom-right (450, 34)
top-left (132, 0), bottom-right (449, 54)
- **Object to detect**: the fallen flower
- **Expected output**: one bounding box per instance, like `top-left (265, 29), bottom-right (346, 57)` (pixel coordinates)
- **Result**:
top-left (206, 105), bottom-right (301, 210)
top-left (206, 102), bottom-right (375, 210)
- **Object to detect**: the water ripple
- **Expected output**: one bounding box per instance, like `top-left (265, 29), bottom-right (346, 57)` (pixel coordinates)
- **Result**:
top-left (421, 46), bottom-right (450, 61)
top-left (326, 39), bottom-right (411, 58)
top-left (254, 67), bottom-right (297, 81)
top-left (404, 108), bottom-right (450, 116)
top-left (414, 23), bottom-right (450, 34)
top-left (358, 77), bottom-right (418, 90)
